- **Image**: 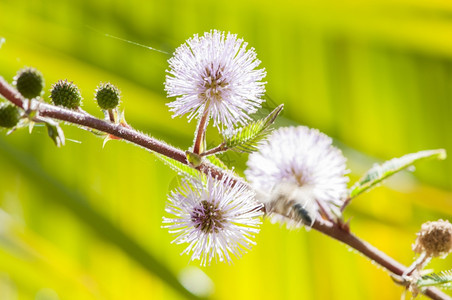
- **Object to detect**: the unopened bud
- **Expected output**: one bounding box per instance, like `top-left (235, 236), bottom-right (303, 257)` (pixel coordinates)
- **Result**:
top-left (0, 103), bottom-right (20, 128)
top-left (95, 82), bottom-right (120, 110)
top-left (14, 67), bottom-right (44, 99)
top-left (50, 80), bottom-right (82, 109)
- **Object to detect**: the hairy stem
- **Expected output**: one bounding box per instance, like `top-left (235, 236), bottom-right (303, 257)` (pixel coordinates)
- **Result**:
top-left (107, 109), bottom-right (116, 123)
top-left (193, 103), bottom-right (210, 154)
top-left (42, 103), bottom-right (187, 161)
top-left (200, 142), bottom-right (227, 157)
top-left (0, 77), bottom-right (24, 109)
top-left (340, 196), bottom-right (352, 212)
top-left (0, 76), bottom-right (449, 299)
top-left (315, 199), bottom-right (335, 222)
top-left (404, 252), bottom-right (431, 277)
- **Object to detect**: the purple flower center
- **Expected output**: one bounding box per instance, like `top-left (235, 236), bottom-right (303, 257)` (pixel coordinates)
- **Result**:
top-left (191, 200), bottom-right (225, 233)
top-left (201, 64), bottom-right (228, 102)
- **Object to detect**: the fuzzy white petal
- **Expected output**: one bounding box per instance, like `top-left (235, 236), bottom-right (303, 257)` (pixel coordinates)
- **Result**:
top-left (165, 30), bottom-right (266, 129)
top-left (163, 175), bottom-right (263, 266)
top-left (245, 126), bottom-right (349, 227)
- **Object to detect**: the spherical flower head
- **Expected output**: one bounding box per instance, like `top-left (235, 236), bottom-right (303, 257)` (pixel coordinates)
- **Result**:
top-left (14, 67), bottom-right (45, 99)
top-left (163, 175), bottom-right (263, 266)
top-left (413, 219), bottom-right (452, 258)
top-left (245, 126), bottom-right (349, 227)
top-left (165, 30), bottom-right (266, 129)
top-left (0, 102), bottom-right (20, 128)
top-left (95, 82), bottom-right (121, 110)
top-left (50, 79), bottom-right (82, 109)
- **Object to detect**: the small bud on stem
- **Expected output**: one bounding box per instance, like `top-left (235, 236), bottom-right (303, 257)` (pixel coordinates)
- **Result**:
top-left (0, 102), bottom-right (20, 128)
top-left (14, 67), bottom-right (44, 99)
top-left (50, 79), bottom-right (82, 109)
top-left (95, 82), bottom-right (120, 110)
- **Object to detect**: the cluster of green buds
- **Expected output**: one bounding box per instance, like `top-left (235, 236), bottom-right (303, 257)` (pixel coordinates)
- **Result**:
top-left (0, 67), bottom-right (45, 129)
top-left (49, 79), bottom-right (121, 114)
top-left (0, 66), bottom-right (123, 145)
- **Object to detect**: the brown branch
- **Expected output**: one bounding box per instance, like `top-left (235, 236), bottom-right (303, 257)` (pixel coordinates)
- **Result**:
top-left (0, 77), bottom-right (24, 109)
top-left (200, 142), bottom-right (227, 157)
top-left (41, 103), bottom-right (188, 163)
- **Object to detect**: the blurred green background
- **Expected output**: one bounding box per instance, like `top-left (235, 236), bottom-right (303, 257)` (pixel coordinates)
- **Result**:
top-left (0, 0), bottom-right (452, 299)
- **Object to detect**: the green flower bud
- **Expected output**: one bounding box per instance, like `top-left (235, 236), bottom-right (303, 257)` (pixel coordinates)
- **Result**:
top-left (50, 80), bottom-right (82, 109)
top-left (95, 82), bottom-right (121, 110)
top-left (0, 102), bottom-right (20, 128)
top-left (14, 67), bottom-right (45, 99)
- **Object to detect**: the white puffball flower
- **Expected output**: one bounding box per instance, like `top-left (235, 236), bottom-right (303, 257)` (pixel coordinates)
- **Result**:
top-left (165, 30), bottom-right (266, 129)
top-left (245, 126), bottom-right (349, 227)
top-left (163, 175), bottom-right (263, 266)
